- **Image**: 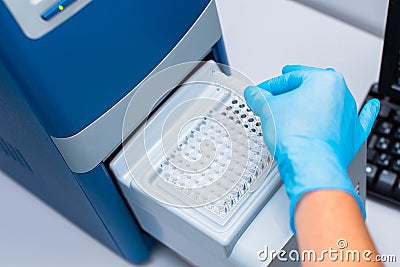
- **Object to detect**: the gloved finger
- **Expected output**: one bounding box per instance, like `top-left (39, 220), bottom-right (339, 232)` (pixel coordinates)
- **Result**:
top-left (257, 71), bottom-right (304, 95)
top-left (326, 67), bottom-right (336, 71)
top-left (282, 65), bottom-right (324, 74)
top-left (359, 98), bottom-right (380, 141)
top-left (244, 86), bottom-right (272, 116)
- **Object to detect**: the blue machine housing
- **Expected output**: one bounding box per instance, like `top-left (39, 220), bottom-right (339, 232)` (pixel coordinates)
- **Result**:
top-left (0, 0), bottom-right (212, 137)
top-left (0, 0), bottom-right (228, 262)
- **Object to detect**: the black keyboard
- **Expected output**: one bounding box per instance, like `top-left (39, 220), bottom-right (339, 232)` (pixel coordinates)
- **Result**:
top-left (365, 83), bottom-right (400, 205)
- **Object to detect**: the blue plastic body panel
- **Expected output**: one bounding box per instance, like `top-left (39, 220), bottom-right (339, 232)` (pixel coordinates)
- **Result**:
top-left (0, 62), bottom-right (150, 261)
top-left (0, 0), bottom-right (229, 263)
top-left (75, 164), bottom-right (150, 261)
top-left (0, 0), bottom-right (209, 138)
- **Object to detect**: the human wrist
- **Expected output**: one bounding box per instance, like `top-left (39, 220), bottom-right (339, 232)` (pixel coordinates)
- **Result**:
top-left (294, 190), bottom-right (381, 267)
top-left (274, 142), bottom-right (365, 233)
top-left (285, 168), bottom-right (365, 234)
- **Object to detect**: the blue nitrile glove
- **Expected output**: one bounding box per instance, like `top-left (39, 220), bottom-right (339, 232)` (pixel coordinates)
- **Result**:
top-left (244, 65), bottom-right (380, 233)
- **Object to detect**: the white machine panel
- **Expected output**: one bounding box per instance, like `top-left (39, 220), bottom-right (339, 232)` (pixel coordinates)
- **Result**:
top-left (2, 0), bottom-right (92, 39)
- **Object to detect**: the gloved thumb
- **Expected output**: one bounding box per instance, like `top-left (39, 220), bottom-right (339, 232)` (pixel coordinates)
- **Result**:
top-left (359, 98), bottom-right (380, 142)
top-left (244, 86), bottom-right (272, 117)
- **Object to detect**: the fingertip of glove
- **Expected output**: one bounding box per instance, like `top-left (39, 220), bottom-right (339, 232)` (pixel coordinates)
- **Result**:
top-left (369, 98), bottom-right (381, 115)
top-left (370, 98), bottom-right (380, 107)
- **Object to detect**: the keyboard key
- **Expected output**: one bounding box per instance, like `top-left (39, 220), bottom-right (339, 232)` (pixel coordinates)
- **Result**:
top-left (392, 109), bottom-right (400, 123)
top-left (394, 127), bottom-right (400, 139)
top-left (392, 142), bottom-right (400, 155)
top-left (367, 149), bottom-right (377, 162)
top-left (378, 102), bottom-right (391, 118)
top-left (376, 153), bottom-right (391, 167)
top-left (375, 137), bottom-right (390, 151)
top-left (368, 135), bottom-right (378, 149)
top-left (366, 164), bottom-right (378, 186)
top-left (392, 159), bottom-right (400, 173)
top-left (376, 169), bottom-right (397, 194)
top-left (378, 121), bottom-right (393, 135)
top-left (372, 119), bottom-right (379, 131)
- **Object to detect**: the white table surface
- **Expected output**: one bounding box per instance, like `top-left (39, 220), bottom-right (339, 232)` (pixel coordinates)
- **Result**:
top-left (1, 1), bottom-right (399, 266)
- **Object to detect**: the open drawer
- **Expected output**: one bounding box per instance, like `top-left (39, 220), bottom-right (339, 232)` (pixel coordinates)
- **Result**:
top-left (109, 61), bottom-right (295, 267)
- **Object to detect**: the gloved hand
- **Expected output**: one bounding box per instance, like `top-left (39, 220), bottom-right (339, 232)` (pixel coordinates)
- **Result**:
top-left (244, 65), bottom-right (380, 233)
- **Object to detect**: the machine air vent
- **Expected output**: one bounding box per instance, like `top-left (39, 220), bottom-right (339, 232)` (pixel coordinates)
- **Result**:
top-left (0, 136), bottom-right (33, 173)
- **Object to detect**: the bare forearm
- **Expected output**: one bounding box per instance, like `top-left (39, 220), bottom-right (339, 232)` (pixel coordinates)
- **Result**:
top-left (295, 190), bottom-right (383, 266)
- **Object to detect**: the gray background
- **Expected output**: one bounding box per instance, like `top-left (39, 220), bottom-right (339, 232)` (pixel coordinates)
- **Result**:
top-left (1, 0), bottom-right (399, 266)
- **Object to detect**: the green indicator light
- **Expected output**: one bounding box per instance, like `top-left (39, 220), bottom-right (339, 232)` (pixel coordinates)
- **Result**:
top-left (58, 5), bottom-right (64, 11)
